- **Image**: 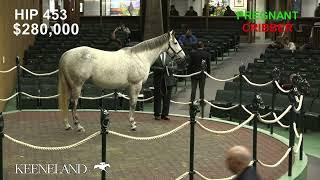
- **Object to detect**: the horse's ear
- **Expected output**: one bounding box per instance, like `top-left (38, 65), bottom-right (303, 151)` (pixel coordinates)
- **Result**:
top-left (169, 30), bottom-right (175, 40)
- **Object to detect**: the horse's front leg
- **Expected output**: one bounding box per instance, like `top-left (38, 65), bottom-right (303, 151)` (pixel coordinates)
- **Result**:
top-left (129, 97), bottom-right (138, 130)
top-left (128, 82), bottom-right (142, 130)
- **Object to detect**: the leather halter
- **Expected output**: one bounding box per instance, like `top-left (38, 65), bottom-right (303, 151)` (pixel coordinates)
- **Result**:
top-left (166, 40), bottom-right (184, 61)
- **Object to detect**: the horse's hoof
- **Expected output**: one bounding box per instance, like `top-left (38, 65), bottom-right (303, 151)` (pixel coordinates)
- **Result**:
top-left (131, 124), bottom-right (137, 131)
top-left (65, 126), bottom-right (72, 131)
top-left (77, 127), bottom-right (85, 132)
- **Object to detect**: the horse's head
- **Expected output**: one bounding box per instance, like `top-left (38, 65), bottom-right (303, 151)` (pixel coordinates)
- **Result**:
top-left (166, 30), bottom-right (186, 61)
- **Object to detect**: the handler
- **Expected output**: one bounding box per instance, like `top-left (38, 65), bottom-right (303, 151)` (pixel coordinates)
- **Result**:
top-left (152, 51), bottom-right (176, 120)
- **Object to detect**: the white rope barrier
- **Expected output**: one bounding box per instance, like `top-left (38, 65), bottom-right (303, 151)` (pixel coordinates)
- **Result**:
top-left (273, 113), bottom-right (289, 128)
top-left (293, 95), bottom-right (303, 113)
top-left (194, 170), bottom-right (236, 180)
top-left (204, 72), bottom-right (240, 82)
top-left (175, 172), bottom-right (189, 180)
top-left (204, 99), bottom-right (239, 110)
top-left (173, 71), bottom-right (201, 78)
top-left (170, 100), bottom-right (192, 105)
top-left (275, 81), bottom-right (290, 93)
top-left (0, 66), bottom-right (17, 73)
top-left (4, 131), bottom-right (100, 151)
top-left (137, 96), bottom-right (154, 102)
top-left (108, 121), bottom-right (190, 140)
top-left (241, 105), bottom-right (253, 115)
top-left (117, 92), bottom-right (153, 102)
top-left (21, 92), bottom-right (59, 99)
top-left (260, 112), bottom-right (272, 118)
top-left (20, 66), bottom-right (59, 76)
top-left (0, 92), bottom-right (19, 101)
top-left (258, 148), bottom-right (292, 168)
top-left (257, 105), bottom-right (292, 124)
top-left (80, 93), bottom-right (114, 100)
top-left (294, 134), bottom-right (303, 153)
top-left (0, 91), bottom-right (152, 102)
top-left (242, 75), bottom-right (273, 87)
top-left (196, 114), bottom-right (254, 134)
top-left (293, 122), bottom-right (300, 138)
top-left (117, 92), bottom-right (130, 100)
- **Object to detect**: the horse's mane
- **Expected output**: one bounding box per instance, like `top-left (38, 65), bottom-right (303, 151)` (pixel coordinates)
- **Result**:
top-left (130, 33), bottom-right (170, 53)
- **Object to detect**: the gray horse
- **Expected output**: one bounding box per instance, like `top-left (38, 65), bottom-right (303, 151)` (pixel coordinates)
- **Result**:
top-left (58, 31), bottom-right (185, 131)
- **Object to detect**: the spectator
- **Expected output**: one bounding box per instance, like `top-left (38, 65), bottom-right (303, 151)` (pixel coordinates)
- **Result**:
top-left (185, 6), bottom-right (198, 16)
top-left (224, 6), bottom-right (236, 16)
top-left (210, 6), bottom-right (216, 16)
top-left (116, 23), bottom-right (131, 45)
top-left (170, 5), bottom-right (179, 16)
top-left (178, 29), bottom-right (198, 46)
top-left (282, 36), bottom-right (296, 51)
top-left (106, 29), bottom-right (123, 51)
top-left (152, 52), bottom-right (176, 120)
top-left (188, 41), bottom-right (211, 103)
top-left (268, 39), bottom-right (284, 49)
top-left (225, 146), bottom-right (261, 180)
top-left (315, 3), bottom-right (320, 17)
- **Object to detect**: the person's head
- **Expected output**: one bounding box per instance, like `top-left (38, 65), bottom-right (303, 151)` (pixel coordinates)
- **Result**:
top-left (186, 29), bottom-right (192, 37)
top-left (171, 5), bottom-right (176, 10)
top-left (189, 6), bottom-right (194, 11)
top-left (283, 36), bottom-right (289, 45)
top-left (226, 6), bottom-right (231, 10)
top-left (119, 22), bottom-right (126, 29)
top-left (197, 41), bottom-right (204, 49)
top-left (225, 146), bottom-right (251, 174)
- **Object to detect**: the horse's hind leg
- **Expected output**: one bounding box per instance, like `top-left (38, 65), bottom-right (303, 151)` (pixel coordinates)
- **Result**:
top-left (70, 87), bottom-right (85, 132)
top-left (128, 82), bottom-right (142, 130)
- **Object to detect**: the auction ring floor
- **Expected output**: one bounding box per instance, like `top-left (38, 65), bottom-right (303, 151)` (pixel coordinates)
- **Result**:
top-left (3, 111), bottom-right (290, 180)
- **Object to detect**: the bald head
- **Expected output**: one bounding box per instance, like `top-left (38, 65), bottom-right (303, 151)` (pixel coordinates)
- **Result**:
top-left (225, 146), bottom-right (251, 174)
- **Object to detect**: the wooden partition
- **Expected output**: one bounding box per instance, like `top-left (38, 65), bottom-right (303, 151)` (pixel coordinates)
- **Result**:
top-left (0, 0), bottom-right (40, 111)
top-left (169, 16), bottom-right (247, 38)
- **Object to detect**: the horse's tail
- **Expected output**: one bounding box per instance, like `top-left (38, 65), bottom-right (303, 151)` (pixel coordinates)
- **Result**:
top-left (58, 69), bottom-right (70, 121)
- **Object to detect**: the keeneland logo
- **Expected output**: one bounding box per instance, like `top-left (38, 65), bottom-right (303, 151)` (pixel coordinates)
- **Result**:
top-left (15, 164), bottom-right (88, 174)
top-left (94, 162), bottom-right (110, 172)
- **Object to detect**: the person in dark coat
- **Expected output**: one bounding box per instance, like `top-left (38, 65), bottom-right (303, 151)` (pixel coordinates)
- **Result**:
top-left (188, 41), bottom-right (211, 102)
top-left (170, 5), bottom-right (179, 16)
top-left (185, 6), bottom-right (198, 16)
top-left (224, 6), bottom-right (236, 16)
top-left (315, 3), bottom-right (320, 17)
top-left (152, 52), bottom-right (177, 120)
top-left (225, 146), bottom-right (261, 180)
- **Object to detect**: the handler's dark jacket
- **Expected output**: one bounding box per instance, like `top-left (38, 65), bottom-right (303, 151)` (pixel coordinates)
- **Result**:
top-left (151, 52), bottom-right (177, 89)
top-left (236, 166), bottom-right (261, 180)
top-left (188, 48), bottom-right (211, 79)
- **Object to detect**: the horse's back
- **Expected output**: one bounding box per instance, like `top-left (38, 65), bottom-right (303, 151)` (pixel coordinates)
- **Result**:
top-left (59, 46), bottom-right (135, 89)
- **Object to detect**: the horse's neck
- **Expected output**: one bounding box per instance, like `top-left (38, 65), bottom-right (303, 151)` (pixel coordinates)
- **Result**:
top-left (135, 44), bottom-right (167, 68)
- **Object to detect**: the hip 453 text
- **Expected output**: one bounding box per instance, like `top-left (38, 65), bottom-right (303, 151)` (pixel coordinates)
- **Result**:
top-left (15, 9), bottom-right (67, 21)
